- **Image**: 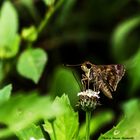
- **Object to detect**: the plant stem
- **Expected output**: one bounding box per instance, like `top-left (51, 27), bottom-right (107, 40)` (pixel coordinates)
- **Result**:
top-left (38, 6), bottom-right (54, 34)
top-left (51, 121), bottom-right (57, 140)
top-left (38, 0), bottom-right (64, 35)
top-left (86, 111), bottom-right (91, 140)
top-left (0, 58), bottom-right (5, 87)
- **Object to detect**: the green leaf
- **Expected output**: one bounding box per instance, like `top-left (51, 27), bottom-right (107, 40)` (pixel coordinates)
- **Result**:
top-left (79, 110), bottom-right (114, 139)
top-left (111, 16), bottom-right (140, 93)
top-left (0, 84), bottom-right (12, 104)
top-left (21, 26), bottom-right (38, 42)
top-left (125, 49), bottom-right (140, 93)
top-left (0, 92), bottom-right (65, 138)
top-left (44, 94), bottom-right (79, 140)
top-left (98, 99), bottom-right (140, 140)
top-left (43, 0), bottom-right (55, 6)
top-left (111, 16), bottom-right (140, 61)
top-left (17, 48), bottom-right (47, 83)
top-left (49, 67), bottom-right (81, 106)
top-left (0, 1), bottom-right (20, 58)
top-left (16, 124), bottom-right (45, 140)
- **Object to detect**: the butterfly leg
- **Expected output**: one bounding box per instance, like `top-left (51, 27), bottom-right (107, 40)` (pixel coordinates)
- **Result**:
top-left (81, 74), bottom-right (88, 91)
top-left (93, 82), bottom-right (99, 92)
top-left (92, 77), bottom-right (99, 92)
top-left (93, 82), bottom-right (96, 91)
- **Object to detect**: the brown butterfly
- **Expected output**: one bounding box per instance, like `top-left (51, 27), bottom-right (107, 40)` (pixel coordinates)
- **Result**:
top-left (81, 61), bottom-right (125, 99)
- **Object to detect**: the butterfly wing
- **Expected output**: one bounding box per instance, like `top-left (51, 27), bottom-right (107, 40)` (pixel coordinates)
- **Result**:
top-left (99, 64), bottom-right (125, 92)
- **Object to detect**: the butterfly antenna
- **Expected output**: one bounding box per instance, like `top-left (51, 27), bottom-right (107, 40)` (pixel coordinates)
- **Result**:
top-left (64, 63), bottom-right (81, 67)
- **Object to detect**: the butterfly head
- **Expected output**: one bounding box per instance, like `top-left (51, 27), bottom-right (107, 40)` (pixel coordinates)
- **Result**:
top-left (81, 61), bottom-right (93, 74)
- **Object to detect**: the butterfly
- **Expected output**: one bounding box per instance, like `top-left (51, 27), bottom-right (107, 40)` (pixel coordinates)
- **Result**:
top-left (81, 61), bottom-right (125, 99)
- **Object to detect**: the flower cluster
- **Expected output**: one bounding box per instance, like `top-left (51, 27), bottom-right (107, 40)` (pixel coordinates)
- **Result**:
top-left (76, 89), bottom-right (100, 111)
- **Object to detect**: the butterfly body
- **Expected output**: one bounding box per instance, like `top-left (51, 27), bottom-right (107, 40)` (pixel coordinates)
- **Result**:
top-left (81, 61), bottom-right (125, 99)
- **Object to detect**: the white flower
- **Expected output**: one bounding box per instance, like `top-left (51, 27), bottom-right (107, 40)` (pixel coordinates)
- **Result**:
top-left (77, 89), bottom-right (100, 98)
top-left (77, 89), bottom-right (101, 111)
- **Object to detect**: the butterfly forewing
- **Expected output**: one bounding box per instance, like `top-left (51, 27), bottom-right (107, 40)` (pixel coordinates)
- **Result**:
top-left (98, 64), bottom-right (125, 92)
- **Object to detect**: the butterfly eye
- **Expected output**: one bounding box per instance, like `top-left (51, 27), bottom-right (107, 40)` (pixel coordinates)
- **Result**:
top-left (86, 63), bottom-right (92, 69)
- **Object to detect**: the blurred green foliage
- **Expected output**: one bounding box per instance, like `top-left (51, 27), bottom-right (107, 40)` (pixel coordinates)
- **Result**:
top-left (16, 124), bottom-right (45, 140)
top-left (98, 99), bottom-right (140, 140)
top-left (17, 48), bottom-right (47, 83)
top-left (49, 66), bottom-right (80, 106)
top-left (21, 26), bottom-right (38, 42)
top-left (0, 1), bottom-right (20, 58)
top-left (0, 86), bottom-right (66, 139)
top-left (44, 94), bottom-right (79, 140)
top-left (79, 110), bottom-right (114, 140)
top-left (0, 0), bottom-right (140, 139)
top-left (112, 16), bottom-right (140, 93)
top-left (0, 84), bottom-right (12, 104)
